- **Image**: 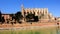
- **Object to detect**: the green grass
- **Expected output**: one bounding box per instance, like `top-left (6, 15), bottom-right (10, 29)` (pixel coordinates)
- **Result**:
top-left (0, 27), bottom-right (59, 34)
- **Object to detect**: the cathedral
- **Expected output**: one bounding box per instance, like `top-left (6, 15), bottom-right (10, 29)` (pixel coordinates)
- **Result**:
top-left (21, 5), bottom-right (54, 21)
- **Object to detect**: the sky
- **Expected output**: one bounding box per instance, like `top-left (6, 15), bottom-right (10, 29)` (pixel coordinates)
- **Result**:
top-left (0, 0), bottom-right (60, 17)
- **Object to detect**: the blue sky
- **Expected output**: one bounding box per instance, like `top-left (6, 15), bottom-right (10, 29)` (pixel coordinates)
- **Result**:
top-left (0, 0), bottom-right (60, 17)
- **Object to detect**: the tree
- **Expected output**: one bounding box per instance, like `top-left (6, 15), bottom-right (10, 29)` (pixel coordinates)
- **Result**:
top-left (0, 11), bottom-right (2, 22)
top-left (26, 13), bottom-right (35, 22)
top-left (9, 14), bottom-right (14, 17)
top-left (1, 16), bottom-right (5, 24)
top-left (0, 11), bottom-right (5, 24)
top-left (34, 16), bottom-right (39, 22)
top-left (26, 12), bottom-right (39, 22)
top-left (15, 11), bottom-right (23, 23)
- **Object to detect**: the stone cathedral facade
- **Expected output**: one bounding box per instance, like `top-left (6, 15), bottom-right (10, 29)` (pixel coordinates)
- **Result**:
top-left (21, 5), bottom-right (54, 21)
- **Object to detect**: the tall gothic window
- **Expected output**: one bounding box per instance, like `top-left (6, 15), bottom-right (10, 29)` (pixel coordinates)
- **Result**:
top-left (37, 10), bottom-right (39, 15)
top-left (33, 10), bottom-right (35, 15)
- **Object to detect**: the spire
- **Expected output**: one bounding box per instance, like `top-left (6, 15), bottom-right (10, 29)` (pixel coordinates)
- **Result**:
top-left (21, 4), bottom-right (24, 9)
top-left (21, 4), bottom-right (25, 17)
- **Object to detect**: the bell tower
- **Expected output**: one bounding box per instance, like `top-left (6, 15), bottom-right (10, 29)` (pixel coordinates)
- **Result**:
top-left (21, 4), bottom-right (26, 23)
top-left (21, 4), bottom-right (24, 17)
